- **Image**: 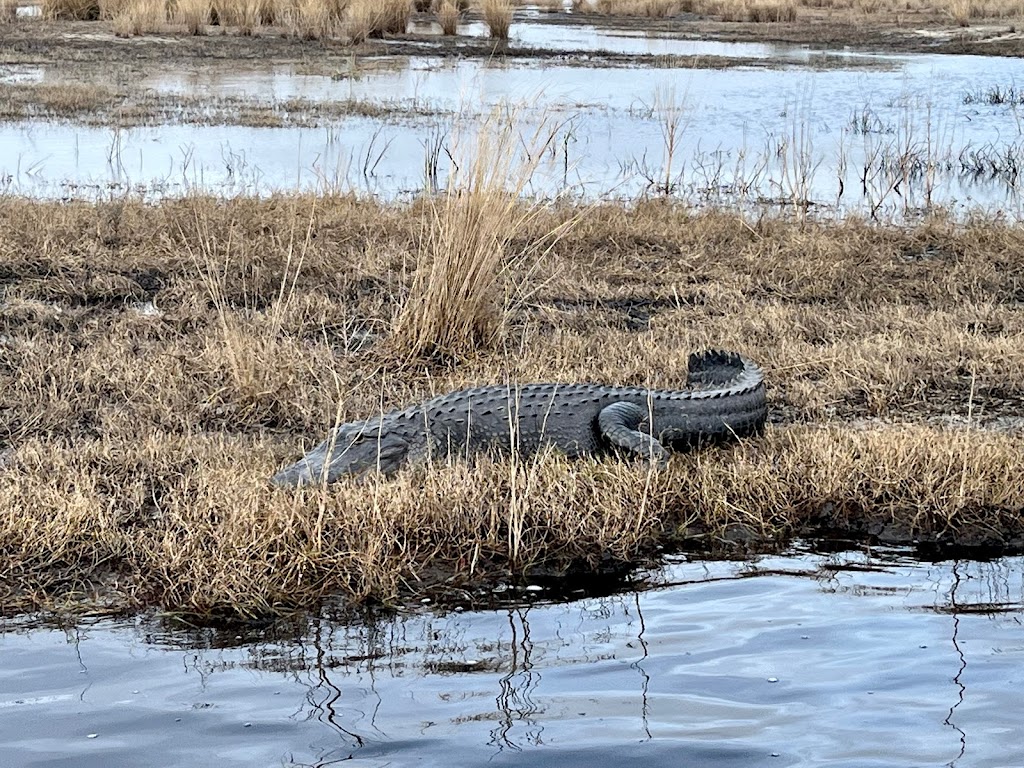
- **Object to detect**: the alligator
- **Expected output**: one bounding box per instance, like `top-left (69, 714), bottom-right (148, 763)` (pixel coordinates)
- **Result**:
top-left (272, 349), bottom-right (767, 487)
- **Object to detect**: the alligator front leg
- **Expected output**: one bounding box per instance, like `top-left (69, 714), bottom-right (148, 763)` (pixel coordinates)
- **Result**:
top-left (597, 401), bottom-right (670, 468)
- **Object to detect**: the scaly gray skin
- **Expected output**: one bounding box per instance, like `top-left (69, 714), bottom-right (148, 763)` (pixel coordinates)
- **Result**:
top-left (272, 350), bottom-right (767, 487)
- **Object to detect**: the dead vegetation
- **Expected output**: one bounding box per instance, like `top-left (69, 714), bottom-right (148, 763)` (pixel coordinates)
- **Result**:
top-left (0, 80), bottom-right (435, 126)
top-left (391, 109), bottom-right (571, 362)
top-left (480, 0), bottom-right (512, 38)
top-left (579, 0), bottom-right (1023, 19)
top-left (15, 0), bottom-right (1020, 48)
top-left (436, 0), bottom-right (460, 33)
top-left (2, 195), bottom-right (1024, 619)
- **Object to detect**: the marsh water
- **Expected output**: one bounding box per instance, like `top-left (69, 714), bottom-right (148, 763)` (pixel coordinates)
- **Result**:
top-left (3, 542), bottom-right (1023, 767)
top-left (2, 15), bottom-right (1024, 216)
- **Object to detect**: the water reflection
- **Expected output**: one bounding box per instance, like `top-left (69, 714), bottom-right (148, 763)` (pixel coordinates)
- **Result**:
top-left (3, 50), bottom-right (1024, 218)
top-left (944, 561), bottom-right (968, 768)
top-left (2, 543), bottom-right (1023, 767)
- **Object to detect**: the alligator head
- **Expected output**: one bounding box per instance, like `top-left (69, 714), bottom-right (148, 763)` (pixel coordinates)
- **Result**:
top-left (271, 419), bottom-right (412, 486)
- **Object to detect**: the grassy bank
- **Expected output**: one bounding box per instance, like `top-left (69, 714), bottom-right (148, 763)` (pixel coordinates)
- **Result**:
top-left (2, 195), bottom-right (1024, 618)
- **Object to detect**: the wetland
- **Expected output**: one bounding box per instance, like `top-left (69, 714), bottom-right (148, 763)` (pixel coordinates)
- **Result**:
top-left (2, 3), bottom-right (1024, 765)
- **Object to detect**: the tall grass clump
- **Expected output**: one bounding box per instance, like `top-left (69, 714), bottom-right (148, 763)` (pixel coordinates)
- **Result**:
top-left (98, 0), bottom-right (126, 18)
top-left (380, 0), bottom-right (412, 32)
top-left (43, 0), bottom-right (100, 19)
top-left (480, 0), bottom-right (512, 38)
top-left (215, 0), bottom-right (262, 33)
top-left (173, 0), bottom-right (209, 33)
top-left (698, 0), bottom-right (796, 20)
top-left (113, 0), bottom-right (167, 36)
top-left (323, 0), bottom-right (349, 17)
top-left (944, 0), bottom-right (976, 24)
top-left (347, 0), bottom-right (409, 42)
top-left (436, 0), bottom-right (459, 34)
top-left (591, 0), bottom-right (687, 14)
top-left (745, 0), bottom-right (797, 20)
top-left (287, 0), bottom-right (336, 38)
top-left (391, 108), bottom-right (569, 362)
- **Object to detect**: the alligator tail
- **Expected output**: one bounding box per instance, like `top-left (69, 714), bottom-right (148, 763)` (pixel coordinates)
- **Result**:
top-left (670, 348), bottom-right (767, 446)
top-left (686, 349), bottom-right (760, 391)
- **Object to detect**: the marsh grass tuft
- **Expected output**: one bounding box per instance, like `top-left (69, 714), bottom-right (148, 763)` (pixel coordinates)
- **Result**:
top-left (591, 0), bottom-right (689, 14)
top-left (436, 0), bottom-right (459, 34)
top-left (112, 0), bottom-right (167, 36)
top-left (391, 108), bottom-right (572, 362)
top-left (963, 84), bottom-right (1024, 106)
top-left (744, 0), bottom-right (798, 20)
top-left (173, 0), bottom-right (209, 33)
top-left (480, 0), bottom-right (512, 38)
top-left (284, 0), bottom-right (337, 39)
top-left (43, 0), bottom-right (100, 18)
top-left (216, 0), bottom-right (261, 33)
top-left (346, 0), bottom-right (409, 42)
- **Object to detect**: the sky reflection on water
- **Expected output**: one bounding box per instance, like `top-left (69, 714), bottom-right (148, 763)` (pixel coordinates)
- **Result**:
top-left (2, 47), bottom-right (1024, 218)
top-left (2, 544), bottom-right (1022, 767)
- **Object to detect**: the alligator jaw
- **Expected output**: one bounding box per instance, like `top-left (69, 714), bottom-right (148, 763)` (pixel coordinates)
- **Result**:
top-left (272, 419), bottom-right (416, 486)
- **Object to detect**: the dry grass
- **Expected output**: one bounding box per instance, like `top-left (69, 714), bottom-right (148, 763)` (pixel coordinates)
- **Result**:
top-left (391, 109), bottom-right (571, 361)
top-left (98, 0), bottom-right (126, 18)
top-left (17, 0), bottom-right (1024, 38)
top-left (580, 0), bottom-right (1019, 18)
top-left (3, 196), bottom-right (1024, 618)
top-left (480, 0), bottom-right (512, 38)
top-left (215, 0), bottom-right (261, 33)
top-left (436, 0), bottom-right (459, 34)
top-left (701, 0), bottom-right (798, 20)
top-left (346, 0), bottom-right (409, 42)
top-left (946, 0), bottom-right (973, 23)
top-left (589, 0), bottom-right (690, 15)
top-left (173, 0), bottom-right (209, 33)
top-left (111, 0), bottom-right (166, 35)
top-left (943, 0), bottom-right (1023, 20)
top-left (43, 0), bottom-right (100, 18)
top-left (1, 0), bottom-right (18, 22)
top-left (0, 82), bottom-right (118, 118)
top-left (744, 0), bottom-right (797, 20)
top-left (5, 426), bottom-right (1022, 617)
top-left (283, 0), bottom-right (337, 39)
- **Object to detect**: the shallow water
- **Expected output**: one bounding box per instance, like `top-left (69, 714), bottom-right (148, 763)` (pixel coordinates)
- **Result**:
top-left (408, 16), bottom-right (800, 59)
top-left (3, 543), bottom-right (1023, 767)
top-left (2, 25), bottom-right (1024, 216)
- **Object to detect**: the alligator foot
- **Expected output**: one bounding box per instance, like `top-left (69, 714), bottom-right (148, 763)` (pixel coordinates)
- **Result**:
top-left (597, 401), bottom-right (670, 468)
